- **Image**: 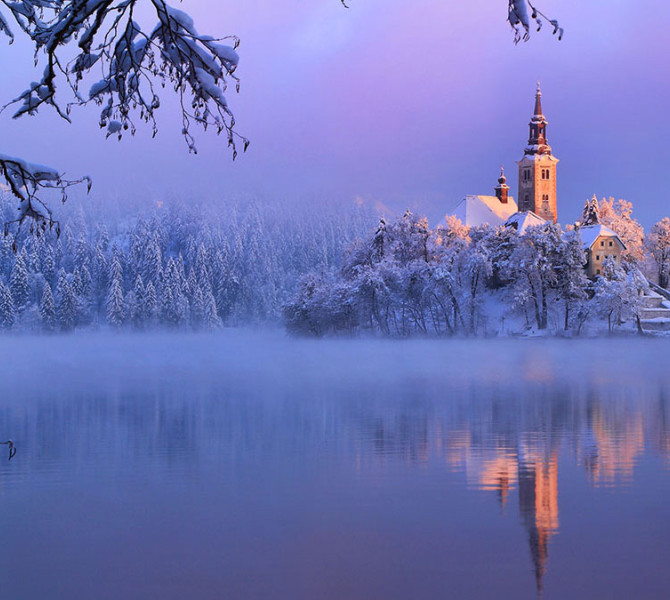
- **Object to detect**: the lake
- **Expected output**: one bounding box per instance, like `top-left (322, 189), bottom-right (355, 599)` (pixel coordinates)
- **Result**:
top-left (0, 332), bottom-right (669, 599)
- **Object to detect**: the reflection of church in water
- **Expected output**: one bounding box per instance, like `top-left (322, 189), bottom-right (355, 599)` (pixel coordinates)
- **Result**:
top-left (447, 439), bottom-right (559, 597)
top-left (367, 394), bottom-right (654, 597)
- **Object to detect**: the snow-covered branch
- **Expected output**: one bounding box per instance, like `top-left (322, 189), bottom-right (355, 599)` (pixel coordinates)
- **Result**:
top-left (0, 153), bottom-right (90, 245)
top-left (0, 1), bottom-right (246, 239)
top-left (0, 1), bottom-right (246, 154)
top-left (508, 0), bottom-right (563, 44)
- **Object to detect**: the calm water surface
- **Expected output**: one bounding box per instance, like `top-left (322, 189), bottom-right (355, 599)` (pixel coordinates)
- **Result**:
top-left (0, 333), bottom-right (669, 599)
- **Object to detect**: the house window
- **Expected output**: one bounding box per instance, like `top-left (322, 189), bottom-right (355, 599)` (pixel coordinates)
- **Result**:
top-left (600, 241), bottom-right (605, 247)
top-left (609, 241), bottom-right (613, 247)
top-left (596, 255), bottom-right (600, 260)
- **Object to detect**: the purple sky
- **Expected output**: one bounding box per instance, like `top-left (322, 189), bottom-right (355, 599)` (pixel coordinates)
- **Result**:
top-left (1, 0), bottom-right (670, 226)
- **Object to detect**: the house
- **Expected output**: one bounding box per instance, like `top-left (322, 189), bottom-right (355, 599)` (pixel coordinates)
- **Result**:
top-left (579, 224), bottom-right (626, 278)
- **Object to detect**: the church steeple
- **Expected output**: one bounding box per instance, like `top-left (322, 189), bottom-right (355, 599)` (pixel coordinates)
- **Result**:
top-left (526, 82), bottom-right (551, 156)
top-left (517, 83), bottom-right (559, 222)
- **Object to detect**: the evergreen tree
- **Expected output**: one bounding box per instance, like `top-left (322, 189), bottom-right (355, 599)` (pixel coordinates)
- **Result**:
top-left (39, 242), bottom-right (56, 286)
top-left (106, 279), bottom-right (125, 328)
top-left (190, 284), bottom-right (205, 329)
top-left (132, 275), bottom-right (146, 329)
top-left (145, 281), bottom-right (157, 327)
top-left (581, 195), bottom-right (600, 226)
top-left (9, 252), bottom-right (30, 312)
top-left (0, 281), bottom-right (16, 330)
top-left (203, 288), bottom-right (221, 329)
top-left (40, 283), bottom-right (56, 332)
top-left (57, 279), bottom-right (77, 332)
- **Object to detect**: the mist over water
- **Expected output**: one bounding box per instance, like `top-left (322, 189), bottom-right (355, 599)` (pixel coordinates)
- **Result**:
top-left (0, 333), bottom-right (668, 599)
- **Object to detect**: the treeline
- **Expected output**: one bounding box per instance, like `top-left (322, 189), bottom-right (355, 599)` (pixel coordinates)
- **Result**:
top-left (284, 210), bottom-right (646, 337)
top-left (0, 195), bottom-right (376, 332)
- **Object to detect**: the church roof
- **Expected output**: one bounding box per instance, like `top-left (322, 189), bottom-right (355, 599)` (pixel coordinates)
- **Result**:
top-left (451, 194), bottom-right (518, 227)
top-left (579, 224), bottom-right (626, 250)
top-left (505, 211), bottom-right (546, 234)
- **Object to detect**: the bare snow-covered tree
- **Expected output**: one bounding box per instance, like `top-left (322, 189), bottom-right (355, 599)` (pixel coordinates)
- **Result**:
top-left (592, 258), bottom-right (643, 334)
top-left (598, 197), bottom-right (645, 265)
top-left (0, 1), bottom-right (247, 236)
top-left (645, 218), bottom-right (670, 289)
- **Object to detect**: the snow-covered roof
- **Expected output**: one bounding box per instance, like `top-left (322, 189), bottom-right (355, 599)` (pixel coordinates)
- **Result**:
top-left (504, 211), bottom-right (546, 234)
top-left (451, 195), bottom-right (518, 228)
top-left (579, 224), bottom-right (626, 250)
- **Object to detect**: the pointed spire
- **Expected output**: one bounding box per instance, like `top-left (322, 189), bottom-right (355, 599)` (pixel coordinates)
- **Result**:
top-left (525, 83), bottom-right (551, 156)
top-left (534, 81), bottom-right (543, 117)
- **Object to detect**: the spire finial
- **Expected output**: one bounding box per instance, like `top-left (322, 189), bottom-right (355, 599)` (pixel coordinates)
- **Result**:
top-left (537, 80), bottom-right (541, 95)
top-left (498, 165), bottom-right (506, 184)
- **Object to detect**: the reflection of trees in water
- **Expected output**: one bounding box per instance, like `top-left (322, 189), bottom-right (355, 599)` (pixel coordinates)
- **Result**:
top-left (1, 380), bottom-right (668, 477)
top-left (1, 379), bottom-right (668, 594)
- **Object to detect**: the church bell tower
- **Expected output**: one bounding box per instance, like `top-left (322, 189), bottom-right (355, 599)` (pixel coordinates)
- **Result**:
top-left (517, 83), bottom-right (559, 223)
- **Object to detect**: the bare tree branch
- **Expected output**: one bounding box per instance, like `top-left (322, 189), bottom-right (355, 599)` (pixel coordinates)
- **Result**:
top-left (0, 1), bottom-right (247, 241)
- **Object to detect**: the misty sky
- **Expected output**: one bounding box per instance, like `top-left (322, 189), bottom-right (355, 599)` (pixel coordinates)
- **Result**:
top-left (1, 0), bottom-right (669, 226)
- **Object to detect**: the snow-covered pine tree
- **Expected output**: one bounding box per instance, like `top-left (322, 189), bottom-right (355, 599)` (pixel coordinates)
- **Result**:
top-left (145, 281), bottom-right (158, 327)
top-left (190, 284), bottom-right (205, 329)
top-left (56, 278), bottom-right (77, 332)
top-left (581, 195), bottom-right (600, 226)
top-left (106, 279), bottom-right (125, 328)
top-left (9, 251), bottom-right (30, 312)
top-left (40, 282), bottom-right (56, 332)
top-left (132, 275), bottom-right (146, 329)
top-left (203, 288), bottom-right (221, 330)
top-left (0, 281), bottom-right (16, 330)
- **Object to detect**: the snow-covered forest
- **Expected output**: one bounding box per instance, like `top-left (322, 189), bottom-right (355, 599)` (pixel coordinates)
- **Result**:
top-left (2, 190), bottom-right (670, 337)
top-left (285, 203), bottom-right (657, 337)
top-left (0, 194), bottom-right (375, 332)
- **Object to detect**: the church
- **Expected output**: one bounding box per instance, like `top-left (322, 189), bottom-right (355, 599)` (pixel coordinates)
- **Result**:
top-left (451, 84), bottom-right (624, 277)
top-left (452, 83), bottom-right (557, 226)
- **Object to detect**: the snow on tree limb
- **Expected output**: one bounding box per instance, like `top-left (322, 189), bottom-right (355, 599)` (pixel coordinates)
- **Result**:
top-left (0, 152), bottom-right (91, 245)
top-left (1, 1), bottom-right (246, 153)
top-left (508, 1), bottom-right (563, 43)
top-left (0, 1), bottom-right (247, 237)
